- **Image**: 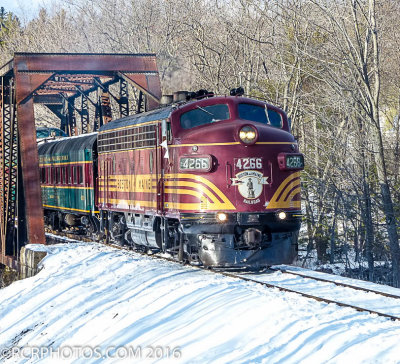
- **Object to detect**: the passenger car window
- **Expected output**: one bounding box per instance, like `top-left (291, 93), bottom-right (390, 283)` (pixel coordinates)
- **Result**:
top-left (73, 166), bottom-right (77, 184)
top-left (238, 103), bottom-right (282, 128)
top-left (56, 167), bottom-right (61, 184)
top-left (78, 166), bottom-right (83, 184)
top-left (40, 168), bottom-right (46, 183)
top-left (180, 104), bottom-right (230, 129)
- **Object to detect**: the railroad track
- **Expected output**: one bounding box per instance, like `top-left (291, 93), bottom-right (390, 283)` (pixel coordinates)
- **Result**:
top-left (45, 233), bottom-right (400, 322)
top-left (231, 271), bottom-right (400, 321)
top-left (269, 267), bottom-right (400, 300)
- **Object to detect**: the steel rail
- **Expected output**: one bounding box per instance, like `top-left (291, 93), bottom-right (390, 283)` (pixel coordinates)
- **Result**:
top-left (269, 267), bottom-right (400, 300)
top-left (221, 271), bottom-right (400, 321)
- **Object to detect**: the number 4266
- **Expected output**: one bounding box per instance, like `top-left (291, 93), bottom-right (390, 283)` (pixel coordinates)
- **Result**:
top-left (235, 157), bottom-right (262, 170)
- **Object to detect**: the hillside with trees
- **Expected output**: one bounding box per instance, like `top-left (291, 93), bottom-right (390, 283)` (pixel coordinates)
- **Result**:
top-left (1, 0), bottom-right (400, 287)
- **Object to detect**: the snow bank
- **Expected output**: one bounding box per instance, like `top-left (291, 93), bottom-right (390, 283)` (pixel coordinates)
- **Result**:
top-left (0, 243), bottom-right (399, 363)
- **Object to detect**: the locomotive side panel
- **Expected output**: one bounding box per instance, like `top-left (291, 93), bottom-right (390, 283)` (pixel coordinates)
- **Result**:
top-left (97, 107), bottom-right (173, 248)
top-left (97, 123), bottom-right (162, 214)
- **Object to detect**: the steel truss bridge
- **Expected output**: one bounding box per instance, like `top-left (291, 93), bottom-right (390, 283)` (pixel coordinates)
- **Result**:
top-left (0, 53), bottom-right (161, 269)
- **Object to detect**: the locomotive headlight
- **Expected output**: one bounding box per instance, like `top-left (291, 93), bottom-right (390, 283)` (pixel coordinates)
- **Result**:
top-left (277, 211), bottom-right (287, 220)
top-left (239, 125), bottom-right (257, 145)
top-left (216, 212), bottom-right (228, 222)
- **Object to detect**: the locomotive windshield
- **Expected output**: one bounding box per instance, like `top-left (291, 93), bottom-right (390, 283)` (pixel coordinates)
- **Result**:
top-left (180, 104), bottom-right (230, 129)
top-left (238, 104), bottom-right (282, 128)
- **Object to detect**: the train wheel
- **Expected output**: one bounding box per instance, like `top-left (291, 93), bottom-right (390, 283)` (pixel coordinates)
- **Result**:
top-left (178, 234), bottom-right (184, 262)
top-left (177, 225), bottom-right (189, 263)
top-left (109, 212), bottom-right (126, 246)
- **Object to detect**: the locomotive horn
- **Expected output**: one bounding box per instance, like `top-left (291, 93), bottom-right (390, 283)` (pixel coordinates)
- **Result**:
top-left (230, 87), bottom-right (245, 96)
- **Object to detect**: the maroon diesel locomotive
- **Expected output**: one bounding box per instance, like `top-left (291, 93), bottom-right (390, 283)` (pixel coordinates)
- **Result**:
top-left (96, 90), bottom-right (304, 267)
top-left (39, 90), bottom-right (304, 268)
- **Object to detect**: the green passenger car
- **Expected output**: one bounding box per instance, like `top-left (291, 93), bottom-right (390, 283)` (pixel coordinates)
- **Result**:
top-left (38, 133), bottom-right (98, 219)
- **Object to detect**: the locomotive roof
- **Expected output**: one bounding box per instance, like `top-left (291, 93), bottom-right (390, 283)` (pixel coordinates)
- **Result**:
top-left (99, 106), bottom-right (173, 133)
top-left (38, 133), bottom-right (98, 158)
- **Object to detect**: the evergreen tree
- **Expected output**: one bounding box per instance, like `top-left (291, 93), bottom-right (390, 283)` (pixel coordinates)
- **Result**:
top-left (0, 6), bottom-right (20, 48)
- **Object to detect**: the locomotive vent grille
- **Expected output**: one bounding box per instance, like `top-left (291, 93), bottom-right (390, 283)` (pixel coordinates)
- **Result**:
top-left (98, 124), bottom-right (156, 153)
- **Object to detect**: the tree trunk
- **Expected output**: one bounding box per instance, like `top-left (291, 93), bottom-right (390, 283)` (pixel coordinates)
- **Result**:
top-left (362, 175), bottom-right (374, 281)
top-left (329, 194), bottom-right (339, 264)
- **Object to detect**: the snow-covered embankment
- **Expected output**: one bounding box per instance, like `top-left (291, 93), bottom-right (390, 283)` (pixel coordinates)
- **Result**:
top-left (1, 242), bottom-right (400, 363)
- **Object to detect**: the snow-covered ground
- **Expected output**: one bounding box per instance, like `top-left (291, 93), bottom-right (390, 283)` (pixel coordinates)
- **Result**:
top-left (1, 242), bottom-right (400, 364)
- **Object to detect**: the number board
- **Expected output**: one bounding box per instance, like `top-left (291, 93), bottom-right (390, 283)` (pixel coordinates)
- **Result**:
top-left (179, 156), bottom-right (211, 171)
top-left (286, 155), bottom-right (304, 169)
top-left (234, 157), bottom-right (263, 171)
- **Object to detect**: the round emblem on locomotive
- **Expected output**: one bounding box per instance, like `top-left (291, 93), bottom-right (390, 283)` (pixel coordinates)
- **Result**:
top-left (232, 170), bottom-right (269, 201)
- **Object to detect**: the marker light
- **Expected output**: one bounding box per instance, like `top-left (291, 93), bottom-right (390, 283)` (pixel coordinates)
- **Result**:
top-left (216, 213), bottom-right (228, 222)
top-left (239, 126), bottom-right (257, 144)
top-left (277, 211), bottom-right (287, 220)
